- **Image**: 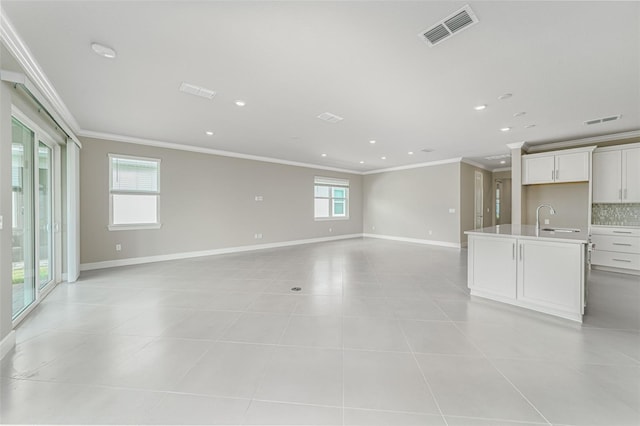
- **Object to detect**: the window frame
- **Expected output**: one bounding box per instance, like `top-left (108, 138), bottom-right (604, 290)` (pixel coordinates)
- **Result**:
top-left (108, 153), bottom-right (162, 231)
top-left (314, 176), bottom-right (350, 221)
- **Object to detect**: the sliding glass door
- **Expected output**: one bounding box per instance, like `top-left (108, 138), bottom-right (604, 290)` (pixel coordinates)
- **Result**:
top-left (11, 116), bottom-right (57, 321)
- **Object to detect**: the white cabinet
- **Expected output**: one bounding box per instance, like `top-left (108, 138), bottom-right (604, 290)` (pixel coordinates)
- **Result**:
top-left (467, 234), bottom-right (585, 322)
top-left (522, 149), bottom-right (591, 185)
top-left (591, 226), bottom-right (640, 272)
top-left (517, 239), bottom-right (583, 315)
top-left (468, 236), bottom-right (517, 299)
top-left (593, 146), bottom-right (640, 203)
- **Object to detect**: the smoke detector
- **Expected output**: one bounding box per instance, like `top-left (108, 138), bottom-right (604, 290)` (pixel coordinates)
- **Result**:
top-left (419, 5), bottom-right (479, 46)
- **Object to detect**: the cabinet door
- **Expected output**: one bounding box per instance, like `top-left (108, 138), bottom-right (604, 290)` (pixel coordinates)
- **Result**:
top-left (622, 148), bottom-right (640, 202)
top-left (523, 155), bottom-right (555, 185)
top-left (469, 236), bottom-right (517, 299)
top-left (555, 151), bottom-right (589, 183)
top-left (517, 240), bottom-right (583, 314)
top-left (593, 150), bottom-right (622, 203)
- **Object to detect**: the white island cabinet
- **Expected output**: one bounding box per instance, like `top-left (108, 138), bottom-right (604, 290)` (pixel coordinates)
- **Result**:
top-left (467, 225), bottom-right (588, 322)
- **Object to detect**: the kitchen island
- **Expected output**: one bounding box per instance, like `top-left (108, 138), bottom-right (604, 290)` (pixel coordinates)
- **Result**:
top-left (465, 225), bottom-right (589, 323)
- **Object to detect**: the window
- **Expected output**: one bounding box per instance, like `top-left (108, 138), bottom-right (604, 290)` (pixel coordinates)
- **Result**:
top-left (109, 154), bottom-right (161, 230)
top-left (314, 176), bottom-right (349, 220)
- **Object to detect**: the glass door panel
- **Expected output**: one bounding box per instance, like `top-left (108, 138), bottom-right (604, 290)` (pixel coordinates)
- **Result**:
top-left (11, 118), bottom-right (36, 319)
top-left (38, 142), bottom-right (53, 289)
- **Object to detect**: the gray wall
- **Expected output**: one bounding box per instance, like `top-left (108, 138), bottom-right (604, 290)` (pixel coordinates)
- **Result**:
top-left (459, 162), bottom-right (492, 244)
top-left (362, 162), bottom-right (461, 244)
top-left (79, 137), bottom-right (363, 264)
top-left (524, 182), bottom-right (590, 231)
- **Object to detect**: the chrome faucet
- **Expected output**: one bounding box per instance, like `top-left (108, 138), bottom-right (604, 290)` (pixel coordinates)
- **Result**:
top-left (536, 204), bottom-right (556, 231)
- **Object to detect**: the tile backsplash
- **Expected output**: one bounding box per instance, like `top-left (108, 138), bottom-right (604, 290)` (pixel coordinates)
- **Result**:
top-left (592, 203), bottom-right (640, 227)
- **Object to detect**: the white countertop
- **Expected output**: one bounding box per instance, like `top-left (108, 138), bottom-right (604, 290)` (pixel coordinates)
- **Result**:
top-left (465, 224), bottom-right (589, 244)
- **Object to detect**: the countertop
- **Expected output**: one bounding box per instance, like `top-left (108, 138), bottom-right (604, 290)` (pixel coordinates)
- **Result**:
top-left (465, 224), bottom-right (589, 244)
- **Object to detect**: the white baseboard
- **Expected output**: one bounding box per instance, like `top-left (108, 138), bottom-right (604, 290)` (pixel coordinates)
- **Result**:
top-left (0, 330), bottom-right (16, 360)
top-left (363, 233), bottom-right (462, 249)
top-left (80, 233), bottom-right (363, 271)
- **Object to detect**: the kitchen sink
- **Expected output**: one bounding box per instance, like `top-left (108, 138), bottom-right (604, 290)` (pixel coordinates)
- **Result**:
top-left (541, 227), bottom-right (581, 233)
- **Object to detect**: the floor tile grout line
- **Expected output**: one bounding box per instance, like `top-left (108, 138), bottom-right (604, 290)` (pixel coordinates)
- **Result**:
top-left (449, 320), bottom-right (554, 426)
top-left (396, 317), bottom-right (450, 426)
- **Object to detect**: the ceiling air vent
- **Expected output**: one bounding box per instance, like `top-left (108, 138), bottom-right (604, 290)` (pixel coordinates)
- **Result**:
top-left (419, 5), bottom-right (479, 47)
top-left (584, 115), bottom-right (621, 125)
top-left (317, 112), bottom-right (344, 123)
top-left (421, 148), bottom-right (435, 153)
top-left (179, 82), bottom-right (216, 100)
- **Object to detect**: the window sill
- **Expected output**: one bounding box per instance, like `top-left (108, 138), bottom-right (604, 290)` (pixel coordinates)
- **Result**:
top-left (108, 223), bottom-right (162, 231)
top-left (314, 217), bottom-right (350, 222)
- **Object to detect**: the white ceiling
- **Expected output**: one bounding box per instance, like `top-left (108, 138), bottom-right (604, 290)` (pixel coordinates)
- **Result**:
top-left (2, 1), bottom-right (639, 172)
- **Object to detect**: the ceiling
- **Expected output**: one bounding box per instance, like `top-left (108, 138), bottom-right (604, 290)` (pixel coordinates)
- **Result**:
top-left (1, 1), bottom-right (639, 172)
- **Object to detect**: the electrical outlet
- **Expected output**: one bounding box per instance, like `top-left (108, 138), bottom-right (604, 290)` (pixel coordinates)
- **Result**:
top-left (115, 244), bottom-right (122, 251)
top-left (0, 215), bottom-right (3, 230)
top-left (428, 230), bottom-right (433, 235)
top-left (329, 228), bottom-right (332, 233)
top-left (372, 226), bottom-right (376, 231)
top-left (449, 208), bottom-right (456, 213)
top-left (544, 219), bottom-right (550, 225)
top-left (254, 233), bottom-right (263, 239)
top-left (254, 195), bottom-right (263, 201)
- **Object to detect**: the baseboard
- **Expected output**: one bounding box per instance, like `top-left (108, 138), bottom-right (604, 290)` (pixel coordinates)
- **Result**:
top-left (0, 330), bottom-right (16, 360)
top-left (363, 233), bottom-right (462, 249)
top-left (80, 233), bottom-right (363, 271)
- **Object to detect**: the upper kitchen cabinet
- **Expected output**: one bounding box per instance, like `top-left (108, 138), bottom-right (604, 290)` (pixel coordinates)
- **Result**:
top-left (522, 147), bottom-right (593, 185)
top-left (593, 145), bottom-right (640, 203)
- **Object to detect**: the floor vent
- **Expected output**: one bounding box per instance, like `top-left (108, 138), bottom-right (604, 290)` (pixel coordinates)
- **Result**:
top-left (419, 5), bottom-right (479, 47)
top-left (317, 112), bottom-right (344, 123)
top-left (584, 115), bottom-right (621, 125)
top-left (179, 82), bottom-right (216, 100)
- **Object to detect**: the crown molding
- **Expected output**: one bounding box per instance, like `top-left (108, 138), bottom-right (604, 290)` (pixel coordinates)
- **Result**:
top-left (461, 158), bottom-right (492, 172)
top-left (506, 141), bottom-right (528, 150)
top-left (526, 130), bottom-right (640, 153)
top-left (0, 8), bottom-right (81, 133)
top-left (78, 130), bottom-right (363, 175)
top-left (362, 157), bottom-right (463, 175)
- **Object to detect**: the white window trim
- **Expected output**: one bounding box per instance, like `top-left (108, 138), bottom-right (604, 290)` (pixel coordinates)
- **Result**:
top-left (314, 177), bottom-right (350, 221)
top-left (108, 153), bottom-right (162, 231)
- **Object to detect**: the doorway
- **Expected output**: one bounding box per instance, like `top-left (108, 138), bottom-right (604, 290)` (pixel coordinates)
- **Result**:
top-left (495, 178), bottom-right (512, 225)
top-left (474, 170), bottom-right (483, 229)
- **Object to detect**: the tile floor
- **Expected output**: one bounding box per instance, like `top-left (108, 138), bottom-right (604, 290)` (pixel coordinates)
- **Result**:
top-left (1, 237), bottom-right (639, 425)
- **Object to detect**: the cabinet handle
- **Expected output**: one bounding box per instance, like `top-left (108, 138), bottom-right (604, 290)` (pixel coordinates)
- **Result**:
top-left (624, 188), bottom-right (627, 199)
top-left (555, 169), bottom-right (559, 180)
top-left (612, 243), bottom-right (632, 246)
top-left (619, 189), bottom-right (622, 200)
top-left (613, 231), bottom-right (633, 234)
top-left (612, 259), bottom-right (632, 263)
top-left (552, 170), bottom-right (554, 181)
top-left (512, 243), bottom-right (515, 260)
top-left (519, 244), bottom-right (523, 261)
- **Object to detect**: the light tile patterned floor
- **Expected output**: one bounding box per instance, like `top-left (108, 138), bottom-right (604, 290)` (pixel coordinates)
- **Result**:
top-left (1, 238), bottom-right (639, 425)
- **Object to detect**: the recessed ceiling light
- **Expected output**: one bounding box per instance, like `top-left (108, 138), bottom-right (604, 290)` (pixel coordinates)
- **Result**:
top-left (474, 104), bottom-right (487, 111)
top-left (321, 153), bottom-right (327, 157)
top-left (381, 156), bottom-right (387, 160)
top-left (524, 124), bottom-right (536, 129)
top-left (500, 127), bottom-right (512, 132)
top-left (498, 93), bottom-right (513, 100)
top-left (359, 161), bottom-right (365, 164)
top-left (513, 112), bottom-right (526, 117)
top-left (408, 151), bottom-right (414, 155)
top-left (205, 131), bottom-right (214, 136)
top-left (500, 160), bottom-right (507, 164)
top-left (235, 100), bottom-right (246, 107)
top-left (369, 140), bottom-right (376, 144)
top-left (91, 42), bottom-right (116, 59)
